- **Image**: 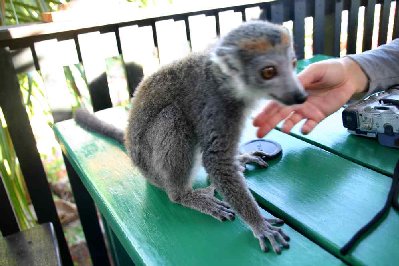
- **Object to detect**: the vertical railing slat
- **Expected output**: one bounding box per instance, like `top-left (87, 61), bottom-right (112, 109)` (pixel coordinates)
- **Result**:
top-left (114, 27), bottom-right (123, 56)
top-left (241, 9), bottom-right (247, 22)
top-left (74, 36), bottom-right (83, 64)
top-left (363, 0), bottom-right (376, 51)
top-left (184, 17), bottom-right (192, 51)
top-left (150, 21), bottom-right (161, 64)
top-left (259, 5), bottom-right (270, 21)
top-left (64, 155), bottom-right (112, 266)
top-left (347, 0), bottom-right (360, 54)
top-left (0, 174), bottom-right (20, 236)
top-left (313, 0), bottom-right (326, 55)
top-left (0, 47), bottom-right (73, 266)
top-left (270, 1), bottom-right (284, 24)
top-left (378, 0), bottom-right (392, 45)
top-left (215, 12), bottom-right (221, 37)
top-left (334, 0), bottom-right (343, 56)
top-left (324, 0), bottom-right (343, 56)
top-left (393, 0), bottom-right (399, 39)
top-left (293, 0), bottom-right (306, 59)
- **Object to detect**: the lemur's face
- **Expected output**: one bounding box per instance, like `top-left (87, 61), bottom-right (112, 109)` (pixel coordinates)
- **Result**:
top-left (242, 46), bottom-right (307, 105)
top-left (212, 21), bottom-right (307, 105)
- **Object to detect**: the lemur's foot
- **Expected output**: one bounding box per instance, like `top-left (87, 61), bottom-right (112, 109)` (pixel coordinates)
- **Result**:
top-left (237, 152), bottom-right (269, 169)
top-left (265, 217), bottom-right (284, 226)
top-left (170, 186), bottom-right (236, 222)
top-left (253, 220), bottom-right (290, 254)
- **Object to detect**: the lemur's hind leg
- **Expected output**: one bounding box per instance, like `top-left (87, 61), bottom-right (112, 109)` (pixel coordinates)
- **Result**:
top-left (149, 105), bottom-right (235, 221)
top-left (169, 185), bottom-right (235, 221)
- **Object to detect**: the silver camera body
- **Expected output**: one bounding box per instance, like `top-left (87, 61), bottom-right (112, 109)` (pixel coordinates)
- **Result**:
top-left (342, 86), bottom-right (399, 148)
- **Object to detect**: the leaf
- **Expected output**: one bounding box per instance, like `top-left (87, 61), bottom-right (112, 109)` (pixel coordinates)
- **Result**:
top-left (0, 108), bottom-right (36, 230)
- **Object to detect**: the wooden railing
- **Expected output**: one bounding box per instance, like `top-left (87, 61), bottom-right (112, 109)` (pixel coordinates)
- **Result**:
top-left (0, 0), bottom-right (397, 265)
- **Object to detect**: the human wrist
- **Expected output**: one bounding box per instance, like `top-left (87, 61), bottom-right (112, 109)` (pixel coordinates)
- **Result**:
top-left (342, 57), bottom-right (369, 94)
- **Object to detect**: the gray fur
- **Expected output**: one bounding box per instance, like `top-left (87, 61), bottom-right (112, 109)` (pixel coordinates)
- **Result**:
top-left (75, 108), bottom-right (124, 144)
top-left (76, 20), bottom-right (307, 254)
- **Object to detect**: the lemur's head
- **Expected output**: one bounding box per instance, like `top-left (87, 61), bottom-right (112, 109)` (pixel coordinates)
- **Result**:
top-left (211, 20), bottom-right (307, 105)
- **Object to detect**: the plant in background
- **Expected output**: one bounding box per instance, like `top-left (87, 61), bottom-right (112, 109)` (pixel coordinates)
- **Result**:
top-left (64, 63), bottom-right (92, 111)
top-left (0, 0), bottom-right (66, 25)
top-left (0, 109), bottom-right (36, 230)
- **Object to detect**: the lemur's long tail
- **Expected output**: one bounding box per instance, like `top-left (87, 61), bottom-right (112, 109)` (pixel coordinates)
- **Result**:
top-left (74, 108), bottom-right (125, 145)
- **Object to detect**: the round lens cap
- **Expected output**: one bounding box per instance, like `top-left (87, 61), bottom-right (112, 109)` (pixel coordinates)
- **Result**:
top-left (240, 139), bottom-right (282, 160)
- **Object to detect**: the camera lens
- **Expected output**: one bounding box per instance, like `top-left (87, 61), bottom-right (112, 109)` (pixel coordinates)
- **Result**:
top-left (342, 110), bottom-right (359, 130)
top-left (375, 106), bottom-right (390, 111)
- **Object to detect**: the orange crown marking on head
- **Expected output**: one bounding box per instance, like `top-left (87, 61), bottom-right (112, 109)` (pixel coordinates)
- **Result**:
top-left (240, 40), bottom-right (272, 53)
top-left (280, 30), bottom-right (291, 46)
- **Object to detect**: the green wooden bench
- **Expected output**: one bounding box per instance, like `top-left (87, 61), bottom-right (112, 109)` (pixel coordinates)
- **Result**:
top-left (54, 55), bottom-right (399, 265)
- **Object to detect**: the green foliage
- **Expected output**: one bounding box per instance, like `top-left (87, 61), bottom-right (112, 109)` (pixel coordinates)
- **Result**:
top-left (0, 0), bottom-right (174, 26)
top-left (1, 0), bottom-right (66, 25)
top-left (0, 109), bottom-right (36, 230)
top-left (18, 71), bottom-right (64, 184)
top-left (64, 63), bottom-right (92, 111)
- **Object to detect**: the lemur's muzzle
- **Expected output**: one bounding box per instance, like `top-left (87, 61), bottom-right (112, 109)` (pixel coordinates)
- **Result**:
top-left (293, 91), bottom-right (308, 104)
top-left (274, 91), bottom-right (308, 105)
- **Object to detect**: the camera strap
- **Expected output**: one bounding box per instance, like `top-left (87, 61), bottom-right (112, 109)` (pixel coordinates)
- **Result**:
top-left (340, 159), bottom-right (399, 255)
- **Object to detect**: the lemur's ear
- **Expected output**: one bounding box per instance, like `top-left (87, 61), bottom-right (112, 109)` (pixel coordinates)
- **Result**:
top-left (211, 46), bottom-right (242, 76)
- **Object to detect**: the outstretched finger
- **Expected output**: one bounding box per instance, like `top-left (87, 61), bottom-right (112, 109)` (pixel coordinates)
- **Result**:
top-left (256, 108), bottom-right (293, 138)
top-left (253, 101), bottom-right (283, 127)
top-left (301, 119), bottom-right (319, 134)
top-left (281, 112), bottom-right (304, 133)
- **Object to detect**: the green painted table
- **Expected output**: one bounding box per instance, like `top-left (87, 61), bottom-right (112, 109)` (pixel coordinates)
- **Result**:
top-left (55, 108), bottom-right (342, 266)
top-left (276, 109), bottom-right (398, 176)
top-left (54, 55), bottom-right (399, 266)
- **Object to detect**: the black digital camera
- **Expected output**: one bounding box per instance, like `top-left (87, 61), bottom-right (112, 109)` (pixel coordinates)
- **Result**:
top-left (342, 86), bottom-right (399, 148)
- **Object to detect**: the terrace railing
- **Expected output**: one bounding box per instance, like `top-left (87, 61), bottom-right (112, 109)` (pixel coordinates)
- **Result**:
top-left (0, 0), bottom-right (397, 265)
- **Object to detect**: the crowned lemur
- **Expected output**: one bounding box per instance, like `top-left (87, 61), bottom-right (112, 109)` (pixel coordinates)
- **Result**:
top-left (75, 20), bottom-right (307, 254)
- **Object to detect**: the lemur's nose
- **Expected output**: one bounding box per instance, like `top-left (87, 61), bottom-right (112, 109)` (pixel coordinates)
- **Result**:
top-left (294, 92), bottom-right (308, 104)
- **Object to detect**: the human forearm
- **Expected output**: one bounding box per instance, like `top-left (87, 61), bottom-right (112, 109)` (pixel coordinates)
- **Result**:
top-left (346, 38), bottom-right (399, 94)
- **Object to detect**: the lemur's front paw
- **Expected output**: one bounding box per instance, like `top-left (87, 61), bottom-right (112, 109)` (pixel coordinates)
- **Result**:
top-left (237, 152), bottom-right (269, 168)
top-left (264, 217), bottom-right (285, 226)
top-left (253, 220), bottom-right (290, 254)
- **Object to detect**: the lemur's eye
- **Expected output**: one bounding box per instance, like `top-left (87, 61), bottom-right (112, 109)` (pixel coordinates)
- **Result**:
top-left (292, 59), bottom-right (298, 68)
top-left (261, 66), bottom-right (277, 80)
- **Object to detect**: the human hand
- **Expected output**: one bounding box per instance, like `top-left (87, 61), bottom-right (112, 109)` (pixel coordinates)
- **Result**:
top-left (253, 57), bottom-right (369, 138)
